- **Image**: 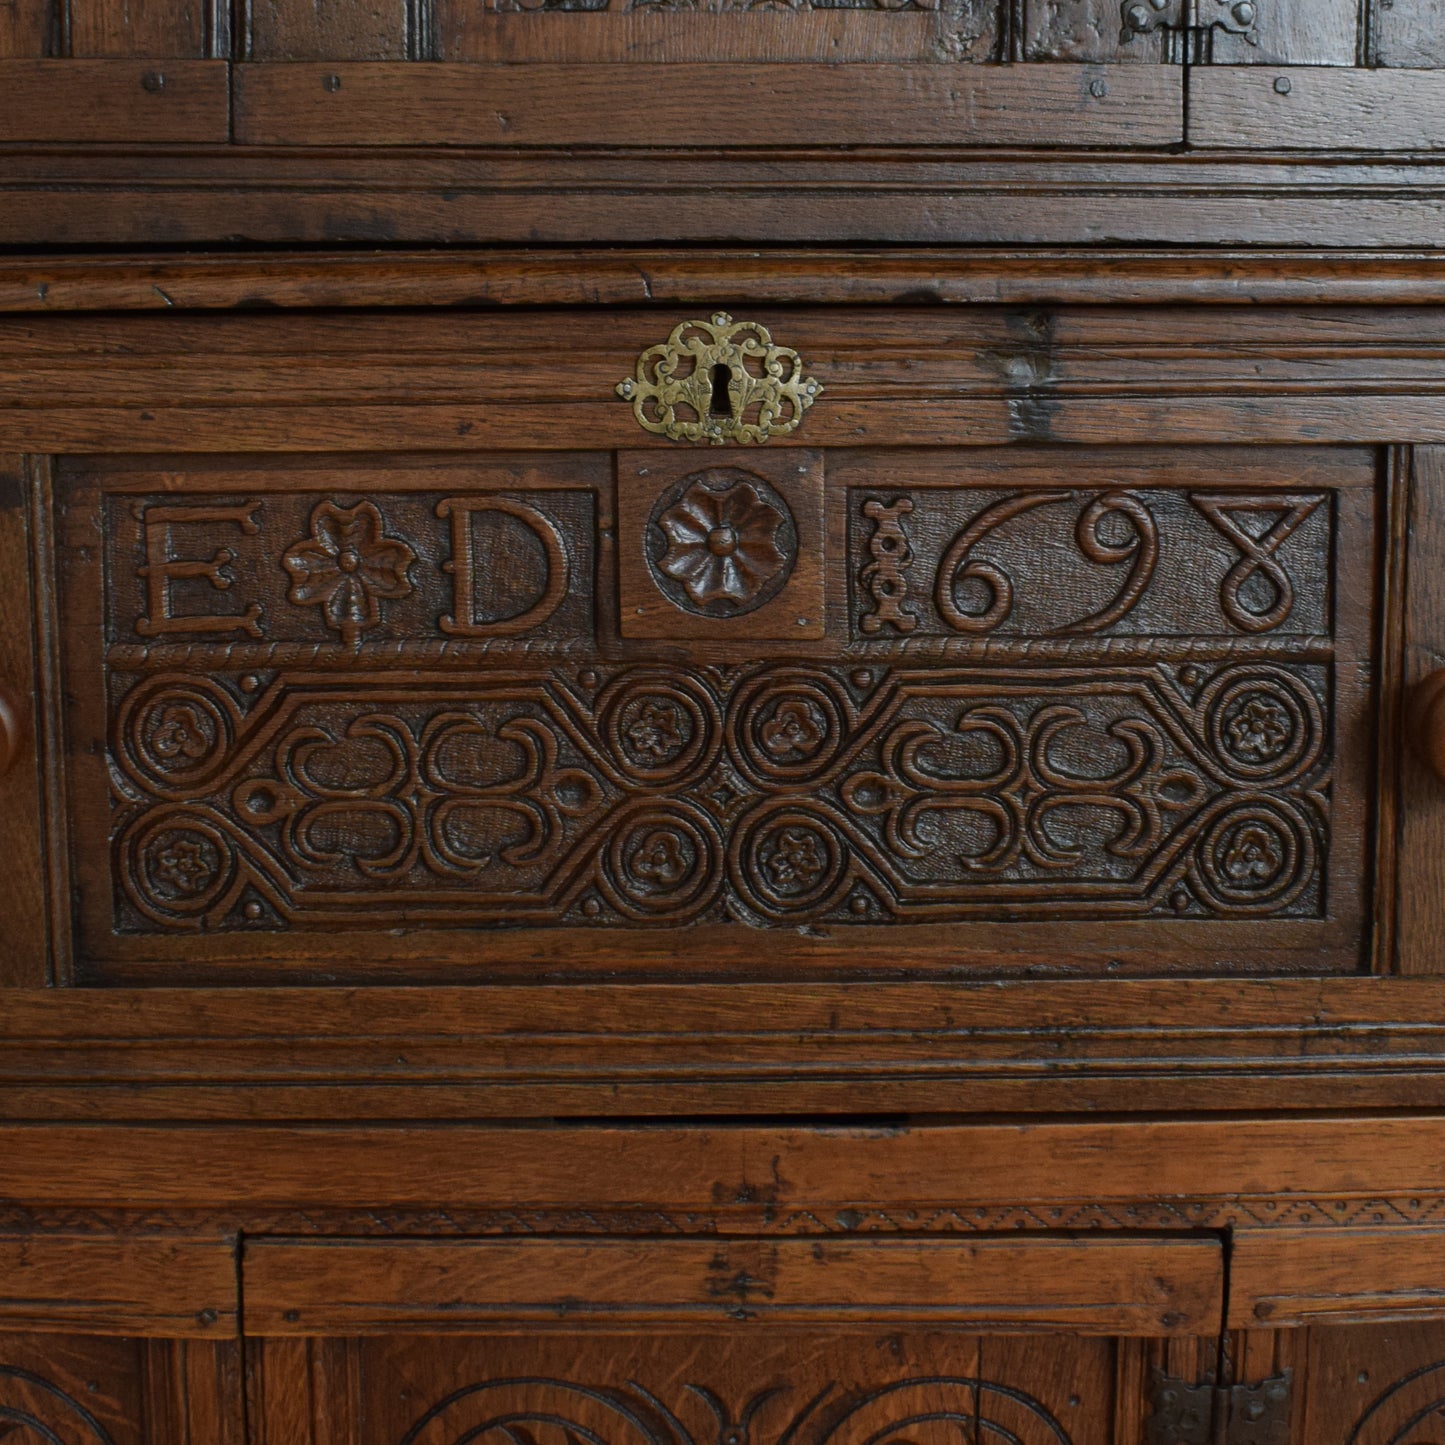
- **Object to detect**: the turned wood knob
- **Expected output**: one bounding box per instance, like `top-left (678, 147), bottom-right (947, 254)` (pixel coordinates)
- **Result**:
top-left (1410, 669), bottom-right (1445, 783)
top-left (0, 686), bottom-right (24, 779)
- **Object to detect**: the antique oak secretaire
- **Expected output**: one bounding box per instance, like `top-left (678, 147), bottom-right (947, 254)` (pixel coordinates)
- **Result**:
top-left (12, 2), bottom-right (1445, 1440)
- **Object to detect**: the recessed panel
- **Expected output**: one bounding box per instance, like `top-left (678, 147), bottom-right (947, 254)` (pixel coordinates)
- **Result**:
top-left (55, 447), bottom-right (1375, 981)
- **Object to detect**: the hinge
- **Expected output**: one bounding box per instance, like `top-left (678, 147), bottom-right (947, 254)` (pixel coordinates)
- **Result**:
top-left (1146, 1369), bottom-right (1292, 1445)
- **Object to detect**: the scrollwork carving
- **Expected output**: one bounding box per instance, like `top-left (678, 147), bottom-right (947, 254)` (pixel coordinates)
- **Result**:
top-left (397, 1377), bottom-right (1072, 1445)
top-left (109, 660), bottom-right (1331, 932)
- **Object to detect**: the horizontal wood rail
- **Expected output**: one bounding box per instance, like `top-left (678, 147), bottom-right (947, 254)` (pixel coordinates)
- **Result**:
top-left (242, 1236), bottom-right (1224, 1336)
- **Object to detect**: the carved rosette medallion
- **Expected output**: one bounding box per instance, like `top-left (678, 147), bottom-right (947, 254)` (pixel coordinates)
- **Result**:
top-left (647, 469), bottom-right (797, 618)
top-left (616, 313), bottom-right (821, 445)
top-left (281, 499), bottom-right (417, 646)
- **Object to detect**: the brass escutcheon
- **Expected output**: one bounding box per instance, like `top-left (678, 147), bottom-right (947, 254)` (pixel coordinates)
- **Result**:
top-left (616, 312), bottom-right (822, 445)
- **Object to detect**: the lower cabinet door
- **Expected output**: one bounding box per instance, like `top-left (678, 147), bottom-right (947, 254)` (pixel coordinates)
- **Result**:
top-left (240, 1235), bottom-right (1226, 1444)
top-left (0, 1333), bottom-right (244, 1444)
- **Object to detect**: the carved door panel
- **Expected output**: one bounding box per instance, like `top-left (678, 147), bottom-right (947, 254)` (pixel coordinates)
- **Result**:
top-left (0, 1333), bottom-right (244, 1443)
top-left (249, 1332), bottom-right (1138, 1445)
top-left (48, 444), bottom-right (1374, 983)
top-left (1269, 1320), bottom-right (1445, 1442)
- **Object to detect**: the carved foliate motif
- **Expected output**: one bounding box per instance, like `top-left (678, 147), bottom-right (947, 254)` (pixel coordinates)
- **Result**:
top-left (616, 314), bottom-right (822, 445)
top-left (650, 469), bottom-right (796, 616)
top-left (398, 1377), bottom-right (1073, 1445)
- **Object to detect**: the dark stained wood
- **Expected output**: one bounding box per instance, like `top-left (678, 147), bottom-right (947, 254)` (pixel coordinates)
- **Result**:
top-left (11, 250), bottom-right (1445, 314)
top-left (0, 456), bottom-right (46, 987)
top-left (1374, 0), bottom-right (1445, 67)
top-left (1193, 65), bottom-right (1445, 150)
top-left (68, 0), bottom-right (212, 58)
top-left (434, 10), bottom-right (960, 64)
top-left (1028, 0), bottom-right (1359, 65)
top-left (243, 1235), bottom-right (1223, 1336)
top-left (4, 308), bottom-right (1445, 453)
top-left (232, 62), bottom-right (1182, 149)
top-left (10, 151), bottom-right (1445, 248)
top-left (0, 1235), bottom-right (237, 1336)
top-left (0, 1332), bottom-right (244, 1443)
top-left (1396, 447), bottom-right (1445, 975)
top-left (0, 59), bottom-right (228, 142)
top-left (0, 0), bottom-right (50, 56)
top-left (45, 444), bottom-right (1371, 980)
top-left (244, 0), bottom-right (415, 60)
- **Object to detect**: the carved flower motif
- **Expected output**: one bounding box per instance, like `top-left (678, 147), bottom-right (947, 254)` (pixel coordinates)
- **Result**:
top-left (1225, 694), bottom-right (1293, 761)
top-left (151, 704), bottom-right (213, 762)
top-left (632, 829), bottom-right (690, 887)
top-left (1220, 822), bottom-right (1284, 887)
top-left (626, 700), bottom-right (685, 761)
top-left (282, 501), bottom-right (416, 646)
top-left (656, 480), bottom-right (788, 611)
top-left (764, 825), bottom-right (827, 891)
top-left (760, 698), bottom-right (826, 759)
top-left (151, 835), bottom-right (217, 896)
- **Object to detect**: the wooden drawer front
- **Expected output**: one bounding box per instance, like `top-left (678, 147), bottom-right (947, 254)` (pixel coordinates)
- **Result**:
top-left (242, 1235), bottom-right (1222, 1336)
top-left (51, 444), bottom-right (1374, 981)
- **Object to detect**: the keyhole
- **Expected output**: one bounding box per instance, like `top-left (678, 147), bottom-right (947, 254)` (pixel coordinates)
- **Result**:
top-left (709, 363), bottom-right (733, 417)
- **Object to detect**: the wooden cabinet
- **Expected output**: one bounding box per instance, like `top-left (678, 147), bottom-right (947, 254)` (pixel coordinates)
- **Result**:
top-left (11, 1), bottom-right (1445, 1438)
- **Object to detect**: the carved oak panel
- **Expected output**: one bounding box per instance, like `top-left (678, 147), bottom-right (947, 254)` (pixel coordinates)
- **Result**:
top-left (54, 448), bottom-right (1374, 980)
top-left (248, 1333), bottom-right (1125, 1445)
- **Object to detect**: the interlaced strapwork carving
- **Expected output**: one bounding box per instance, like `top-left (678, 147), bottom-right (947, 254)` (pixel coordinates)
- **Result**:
top-left (110, 660), bottom-right (1330, 932)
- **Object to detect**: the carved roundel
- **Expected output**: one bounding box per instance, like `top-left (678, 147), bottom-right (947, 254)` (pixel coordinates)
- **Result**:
top-left (118, 677), bottom-right (240, 792)
top-left (598, 671), bottom-right (722, 786)
top-left (1202, 668), bottom-right (1323, 785)
top-left (729, 669), bottom-right (852, 786)
top-left (1192, 798), bottom-right (1315, 915)
top-left (732, 803), bottom-right (852, 919)
top-left (646, 468), bottom-right (797, 618)
top-left (120, 808), bottom-right (237, 927)
top-left (600, 800), bottom-right (724, 923)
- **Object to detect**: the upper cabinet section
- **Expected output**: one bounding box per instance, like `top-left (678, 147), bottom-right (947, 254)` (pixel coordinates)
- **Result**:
top-left (2, 0), bottom-right (1445, 244)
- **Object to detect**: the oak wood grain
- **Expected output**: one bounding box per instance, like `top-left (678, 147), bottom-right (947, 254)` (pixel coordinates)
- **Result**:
top-left (1397, 447), bottom-right (1445, 974)
top-left (11, 250), bottom-right (1445, 314)
top-left (0, 456), bottom-right (45, 987)
top-left (0, 59), bottom-right (228, 142)
top-left (1231, 1228), bottom-right (1445, 1327)
top-left (0, 1235), bottom-right (237, 1336)
top-left (2, 1118), bottom-right (1445, 1209)
top-left (1193, 66), bottom-right (1445, 150)
top-left (243, 1236), bottom-right (1223, 1336)
top-left (232, 61), bottom-right (1182, 149)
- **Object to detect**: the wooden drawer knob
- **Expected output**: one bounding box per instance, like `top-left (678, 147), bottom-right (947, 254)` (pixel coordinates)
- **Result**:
top-left (0, 686), bottom-right (24, 779)
top-left (1410, 669), bottom-right (1445, 783)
